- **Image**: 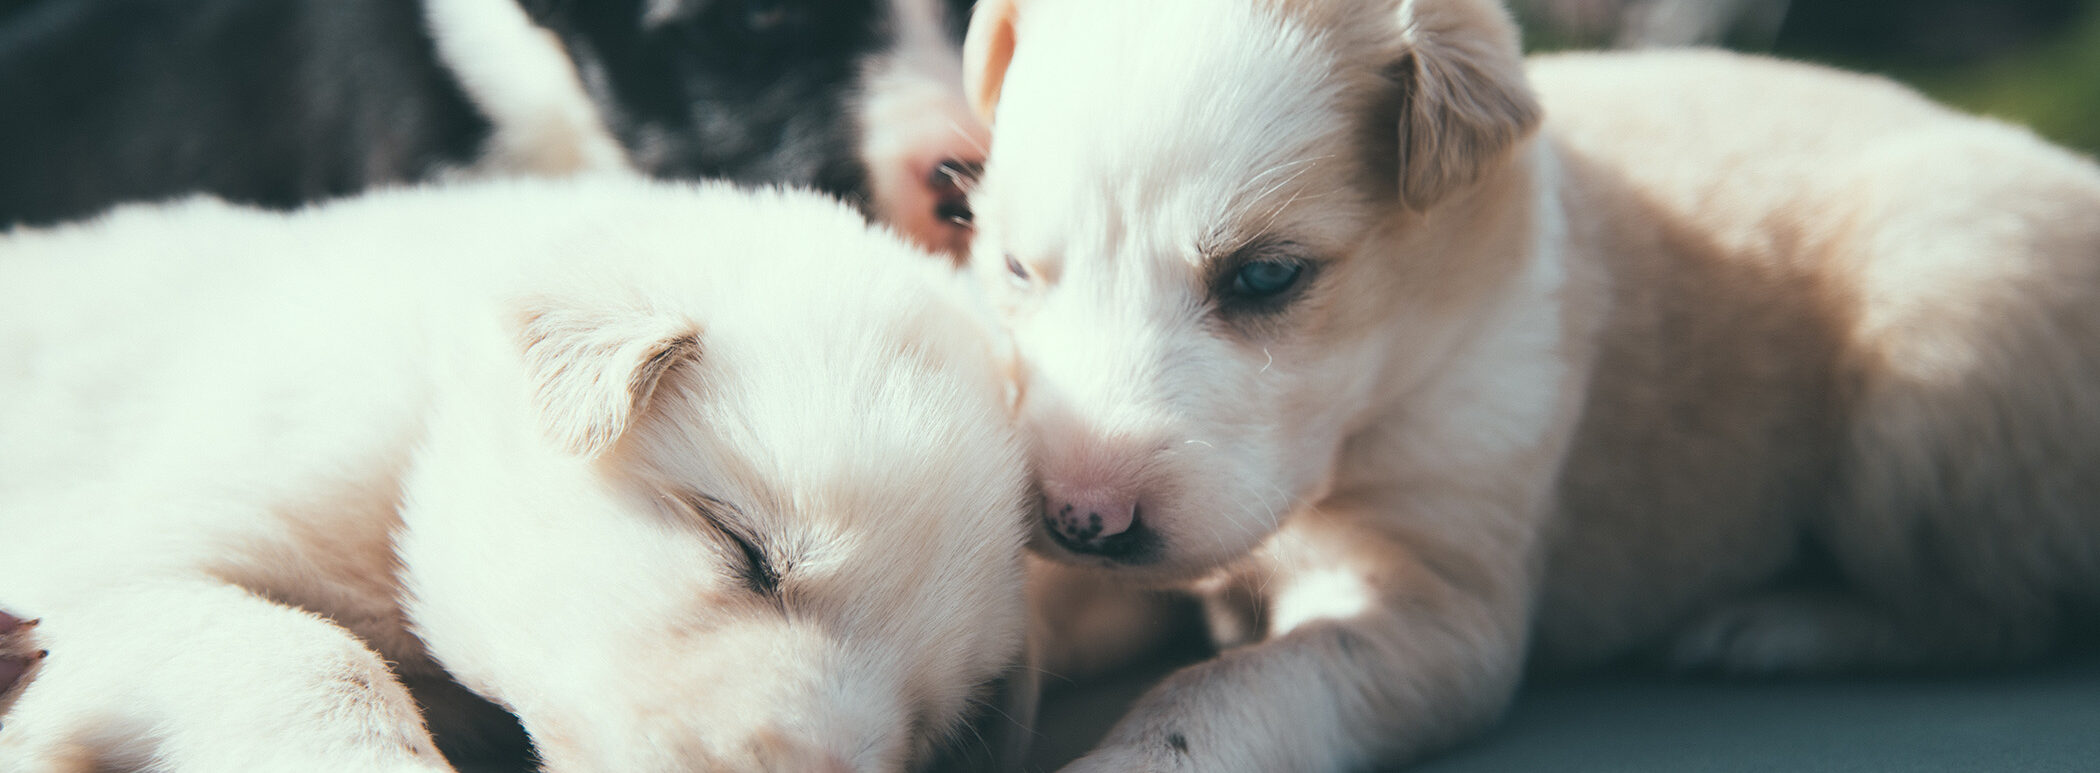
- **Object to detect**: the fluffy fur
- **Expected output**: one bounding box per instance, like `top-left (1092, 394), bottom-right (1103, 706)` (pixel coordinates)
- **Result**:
top-left (963, 0), bottom-right (2100, 769)
top-left (0, 179), bottom-right (1032, 772)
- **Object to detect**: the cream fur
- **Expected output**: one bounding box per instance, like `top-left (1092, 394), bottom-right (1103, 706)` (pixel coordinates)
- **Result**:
top-left (0, 179), bottom-right (1032, 772)
top-left (965, 0), bottom-right (2100, 770)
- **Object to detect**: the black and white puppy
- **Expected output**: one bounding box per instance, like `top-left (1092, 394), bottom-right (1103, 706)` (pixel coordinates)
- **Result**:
top-left (0, 0), bottom-right (986, 255)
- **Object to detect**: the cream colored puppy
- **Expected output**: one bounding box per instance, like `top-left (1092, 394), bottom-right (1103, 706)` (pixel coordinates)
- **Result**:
top-left (0, 179), bottom-right (1032, 772)
top-left (962, 0), bottom-right (2100, 770)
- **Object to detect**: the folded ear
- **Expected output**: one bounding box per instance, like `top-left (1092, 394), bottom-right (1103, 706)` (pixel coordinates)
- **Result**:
top-left (963, 0), bottom-right (1020, 126)
top-left (510, 297), bottom-right (701, 459)
top-left (1388, 0), bottom-right (1541, 210)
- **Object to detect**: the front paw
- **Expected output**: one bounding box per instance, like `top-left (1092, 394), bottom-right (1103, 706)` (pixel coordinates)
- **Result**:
top-left (1059, 742), bottom-right (1186, 773)
top-left (1668, 592), bottom-right (1867, 675)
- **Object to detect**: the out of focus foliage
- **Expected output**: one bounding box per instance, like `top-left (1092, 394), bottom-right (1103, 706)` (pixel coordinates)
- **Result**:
top-left (1510, 0), bottom-right (2100, 155)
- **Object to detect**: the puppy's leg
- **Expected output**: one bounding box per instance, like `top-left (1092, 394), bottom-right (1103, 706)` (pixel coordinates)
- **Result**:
top-left (1029, 556), bottom-right (1197, 682)
top-left (1061, 496), bottom-right (1539, 773)
top-left (0, 582), bottom-right (453, 773)
top-left (1667, 588), bottom-right (2058, 675)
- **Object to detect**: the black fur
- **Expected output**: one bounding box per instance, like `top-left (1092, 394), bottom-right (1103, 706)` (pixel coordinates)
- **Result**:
top-left (0, 0), bottom-right (979, 229)
top-left (527, 0), bottom-right (889, 207)
top-left (0, 0), bottom-right (488, 228)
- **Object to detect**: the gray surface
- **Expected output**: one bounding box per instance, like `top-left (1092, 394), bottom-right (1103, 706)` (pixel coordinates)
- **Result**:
top-left (1032, 656), bottom-right (2100, 772)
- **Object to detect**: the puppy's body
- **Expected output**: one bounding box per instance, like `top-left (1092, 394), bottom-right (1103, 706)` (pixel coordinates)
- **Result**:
top-left (0, 0), bottom-right (987, 254)
top-left (0, 179), bottom-right (1030, 771)
top-left (1532, 50), bottom-right (2100, 671)
top-left (963, 1), bottom-right (2100, 769)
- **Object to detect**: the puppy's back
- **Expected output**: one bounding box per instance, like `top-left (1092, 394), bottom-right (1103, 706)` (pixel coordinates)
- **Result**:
top-left (1531, 49), bottom-right (2100, 670)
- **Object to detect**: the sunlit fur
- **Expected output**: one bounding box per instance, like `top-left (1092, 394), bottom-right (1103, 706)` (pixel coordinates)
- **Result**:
top-left (966, 0), bottom-right (2100, 770)
top-left (0, 179), bottom-right (1030, 772)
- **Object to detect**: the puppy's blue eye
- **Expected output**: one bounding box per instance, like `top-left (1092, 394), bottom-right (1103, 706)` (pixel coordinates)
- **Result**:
top-left (1232, 260), bottom-right (1302, 297)
top-left (1005, 253), bottom-right (1029, 281)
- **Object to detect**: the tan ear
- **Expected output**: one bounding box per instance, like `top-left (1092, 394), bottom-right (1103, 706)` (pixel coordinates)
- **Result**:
top-left (511, 298), bottom-right (700, 459)
top-left (963, 0), bottom-right (1020, 126)
top-left (1389, 0), bottom-right (1541, 210)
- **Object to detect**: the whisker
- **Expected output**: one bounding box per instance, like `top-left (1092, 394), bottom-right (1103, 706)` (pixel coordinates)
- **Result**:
top-left (946, 119), bottom-right (992, 157)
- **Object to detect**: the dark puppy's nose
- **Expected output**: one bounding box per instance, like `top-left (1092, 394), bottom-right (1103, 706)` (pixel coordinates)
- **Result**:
top-left (1042, 498), bottom-right (1161, 563)
top-left (928, 159), bottom-right (982, 227)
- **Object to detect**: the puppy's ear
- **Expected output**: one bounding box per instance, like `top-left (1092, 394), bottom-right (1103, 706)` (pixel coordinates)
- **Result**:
top-left (1386, 0), bottom-right (1541, 210)
top-left (510, 297), bottom-right (701, 459)
top-left (964, 0), bottom-right (1020, 126)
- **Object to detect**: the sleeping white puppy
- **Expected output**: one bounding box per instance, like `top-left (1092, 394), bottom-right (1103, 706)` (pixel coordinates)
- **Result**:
top-left (960, 0), bottom-right (2100, 770)
top-left (0, 179), bottom-right (1032, 772)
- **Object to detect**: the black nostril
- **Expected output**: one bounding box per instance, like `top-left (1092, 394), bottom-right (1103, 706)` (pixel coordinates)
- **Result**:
top-left (935, 197), bottom-right (973, 227)
top-left (1041, 504), bottom-right (1161, 564)
top-left (929, 160), bottom-right (981, 228)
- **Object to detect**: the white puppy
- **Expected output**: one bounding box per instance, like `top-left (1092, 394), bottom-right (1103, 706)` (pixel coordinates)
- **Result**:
top-left (961, 0), bottom-right (2100, 770)
top-left (0, 179), bottom-right (1032, 772)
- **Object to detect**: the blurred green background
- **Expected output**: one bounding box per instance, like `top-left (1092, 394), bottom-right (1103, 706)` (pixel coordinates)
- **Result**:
top-left (1508, 0), bottom-right (2100, 155)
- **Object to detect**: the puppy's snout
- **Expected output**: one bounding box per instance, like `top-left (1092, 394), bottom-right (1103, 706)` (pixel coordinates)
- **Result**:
top-left (858, 77), bottom-right (989, 259)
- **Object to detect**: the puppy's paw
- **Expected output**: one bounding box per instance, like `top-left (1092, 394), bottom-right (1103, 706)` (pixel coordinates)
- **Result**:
top-left (1666, 593), bottom-right (1868, 675)
top-left (1058, 743), bottom-right (1184, 773)
top-left (1, 608), bottom-right (47, 705)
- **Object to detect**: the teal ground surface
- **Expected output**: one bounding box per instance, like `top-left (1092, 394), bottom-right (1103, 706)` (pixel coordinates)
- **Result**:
top-left (1032, 655), bottom-right (2100, 772)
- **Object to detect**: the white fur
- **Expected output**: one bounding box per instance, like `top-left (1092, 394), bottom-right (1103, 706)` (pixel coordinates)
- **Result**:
top-left (421, 0), bottom-right (631, 177)
top-left (0, 179), bottom-right (1031, 772)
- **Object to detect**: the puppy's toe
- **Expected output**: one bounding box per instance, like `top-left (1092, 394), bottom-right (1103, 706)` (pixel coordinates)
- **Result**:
top-left (1665, 591), bottom-right (1900, 676)
top-left (1669, 605), bottom-right (1827, 675)
top-left (1058, 743), bottom-right (1180, 773)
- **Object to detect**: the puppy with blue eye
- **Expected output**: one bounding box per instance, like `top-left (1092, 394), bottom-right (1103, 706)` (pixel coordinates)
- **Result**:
top-left (0, 178), bottom-right (1034, 772)
top-left (963, 0), bottom-right (2100, 770)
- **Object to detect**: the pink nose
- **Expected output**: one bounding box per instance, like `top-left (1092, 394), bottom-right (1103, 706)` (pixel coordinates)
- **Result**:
top-left (1041, 484), bottom-right (1137, 546)
top-left (860, 103), bottom-right (988, 260)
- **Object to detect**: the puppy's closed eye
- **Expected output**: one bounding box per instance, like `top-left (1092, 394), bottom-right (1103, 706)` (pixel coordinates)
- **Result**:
top-left (676, 493), bottom-right (784, 597)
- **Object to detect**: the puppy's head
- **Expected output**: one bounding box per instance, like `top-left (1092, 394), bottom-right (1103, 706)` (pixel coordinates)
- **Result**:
top-left (522, 0), bottom-right (991, 257)
top-left (961, 0), bottom-right (1540, 580)
top-left (425, 184), bottom-right (1031, 771)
